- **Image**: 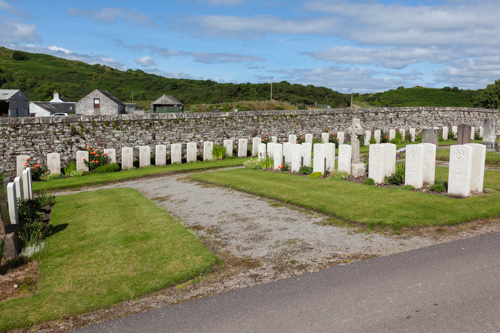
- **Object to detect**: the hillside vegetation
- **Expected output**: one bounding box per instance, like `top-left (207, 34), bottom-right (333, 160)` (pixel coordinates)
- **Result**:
top-left (0, 47), bottom-right (349, 108)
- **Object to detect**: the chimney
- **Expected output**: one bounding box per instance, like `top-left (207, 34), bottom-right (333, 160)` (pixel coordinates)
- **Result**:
top-left (53, 91), bottom-right (59, 100)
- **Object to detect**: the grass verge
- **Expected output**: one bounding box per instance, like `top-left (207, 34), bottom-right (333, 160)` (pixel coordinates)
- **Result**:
top-left (33, 158), bottom-right (249, 192)
top-left (0, 188), bottom-right (220, 331)
top-left (436, 148), bottom-right (500, 165)
top-left (189, 168), bottom-right (500, 228)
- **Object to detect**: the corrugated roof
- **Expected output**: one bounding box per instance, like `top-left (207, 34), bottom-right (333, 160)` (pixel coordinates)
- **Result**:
top-left (151, 94), bottom-right (183, 106)
top-left (0, 89), bottom-right (20, 100)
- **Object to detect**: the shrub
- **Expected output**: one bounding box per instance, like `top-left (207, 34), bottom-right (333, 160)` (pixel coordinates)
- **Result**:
top-left (261, 134), bottom-right (271, 144)
top-left (92, 163), bottom-right (120, 173)
top-left (24, 157), bottom-right (47, 181)
top-left (384, 163), bottom-right (405, 185)
top-left (259, 156), bottom-right (274, 170)
top-left (330, 170), bottom-right (349, 181)
top-left (213, 144), bottom-right (226, 160)
top-left (363, 178), bottom-right (375, 185)
top-left (296, 134), bottom-right (305, 144)
top-left (430, 180), bottom-right (448, 192)
top-left (381, 130), bottom-right (390, 143)
top-left (84, 147), bottom-right (109, 171)
top-left (308, 172), bottom-right (323, 178)
top-left (243, 158), bottom-right (261, 170)
top-left (329, 134), bottom-right (339, 147)
top-left (40, 172), bottom-right (64, 181)
top-left (280, 162), bottom-right (290, 172)
top-left (64, 161), bottom-right (76, 175)
top-left (70, 170), bottom-right (84, 177)
top-left (298, 166), bottom-right (313, 175)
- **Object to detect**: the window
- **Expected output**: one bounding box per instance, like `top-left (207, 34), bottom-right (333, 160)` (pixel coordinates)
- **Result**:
top-left (93, 98), bottom-right (100, 109)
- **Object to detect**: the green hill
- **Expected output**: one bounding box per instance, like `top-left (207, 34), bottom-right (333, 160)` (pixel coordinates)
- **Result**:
top-left (0, 47), bottom-right (349, 108)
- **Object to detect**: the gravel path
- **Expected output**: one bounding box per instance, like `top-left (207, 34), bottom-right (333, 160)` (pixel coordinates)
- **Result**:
top-left (36, 171), bottom-right (500, 332)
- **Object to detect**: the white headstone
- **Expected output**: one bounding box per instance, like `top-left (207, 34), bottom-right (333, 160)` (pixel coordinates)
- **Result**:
top-left (121, 147), bottom-right (133, 170)
top-left (305, 134), bottom-right (313, 144)
top-left (464, 143), bottom-right (486, 193)
top-left (369, 144), bottom-right (384, 184)
top-left (76, 151), bottom-right (89, 172)
top-left (291, 144), bottom-right (302, 173)
top-left (252, 137), bottom-right (260, 156)
top-left (283, 142), bottom-right (292, 164)
top-left (238, 139), bottom-right (248, 158)
top-left (448, 145), bottom-right (473, 197)
top-left (389, 129), bottom-right (396, 141)
top-left (104, 149), bottom-right (116, 164)
top-left (324, 142), bottom-right (335, 173)
top-left (171, 144), bottom-right (182, 164)
top-left (47, 153), bottom-right (61, 174)
top-left (258, 143), bottom-right (267, 160)
top-left (404, 144), bottom-right (424, 188)
top-left (442, 127), bottom-right (449, 141)
top-left (400, 129), bottom-right (406, 141)
top-left (274, 144), bottom-right (283, 170)
top-left (267, 142), bottom-right (275, 158)
top-left (364, 131), bottom-right (371, 146)
top-left (313, 143), bottom-right (325, 175)
top-left (409, 128), bottom-right (416, 142)
top-left (321, 133), bottom-right (329, 144)
top-left (338, 144), bottom-right (352, 175)
top-left (203, 141), bottom-right (213, 161)
top-left (7, 183), bottom-right (18, 225)
top-left (271, 136), bottom-right (278, 143)
top-left (382, 143), bottom-right (397, 177)
top-left (289, 134), bottom-right (297, 143)
top-left (139, 146), bottom-right (151, 168)
top-left (224, 140), bottom-right (234, 157)
top-left (22, 169), bottom-right (32, 200)
top-left (374, 130), bottom-right (381, 144)
top-left (470, 126), bottom-right (475, 140)
top-left (155, 145), bottom-right (167, 166)
top-left (301, 143), bottom-right (312, 167)
top-left (338, 132), bottom-right (345, 145)
top-left (187, 142), bottom-right (197, 163)
top-left (452, 126), bottom-right (458, 136)
top-left (14, 176), bottom-right (23, 201)
top-left (17, 155), bottom-right (30, 178)
top-left (420, 143), bottom-right (436, 185)
top-left (479, 126), bottom-right (483, 138)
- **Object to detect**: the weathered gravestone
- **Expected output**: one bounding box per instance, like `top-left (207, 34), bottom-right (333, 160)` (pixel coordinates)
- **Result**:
top-left (482, 119), bottom-right (498, 152)
top-left (291, 144), bottom-right (302, 172)
top-left (238, 139), bottom-right (248, 158)
top-left (383, 143), bottom-right (397, 178)
top-left (313, 143), bottom-right (325, 175)
top-left (289, 135), bottom-right (297, 143)
top-left (420, 143), bottom-right (436, 185)
top-left (465, 143), bottom-right (486, 193)
top-left (368, 144), bottom-right (384, 184)
top-left (442, 127), bottom-right (449, 141)
top-left (338, 145), bottom-right (352, 175)
top-left (273, 144), bottom-right (283, 170)
top-left (470, 126), bottom-right (475, 140)
top-left (409, 128), bottom-right (416, 142)
top-left (301, 143), bottom-right (312, 167)
top-left (121, 147), bottom-right (134, 169)
top-left (16, 155), bottom-right (29, 178)
top-left (139, 146), bottom-right (151, 168)
top-left (457, 124), bottom-right (471, 145)
top-left (187, 142), bottom-right (197, 163)
top-left (76, 151), bottom-right (89, 172)
top-left (283, 142), bottom-right (292, 164)
top-left (348, 118), bottom-right (366, 177)
top-left (203, 141), bottom-right (213, 161)
top-left (7, 183), bottom-right (18, 225)
top-left (155, 145), bottom-right (167, 166)
top-left (305, 134), bottom-right (313, 144)
top-left (252, 137), bottom-right (260, 156)
top-left (47, 153), bottom-right (61, 174)
top-left (448, 145), bottom-right (473, 197)
top-left (421, 129), bottom-right (439, 146)
top-left (364, 131), bottom-right (371, 146)
top-left (321, 133), bottom-right (329, 144)
top-left (324, 143), bottom-right (335, 173)
top-left (337, 132), bottom-right (345, 145)
top-left (104, 149), bottom-right (116, 164)
top-left (452, 126), bottom-right (458, 137)
top-left (389, 129), bottom-right (396, 141)
top-left (374, 130), bottom-right (381, 144)
top-left (271, 136), bottom-right (278, 144)
top-left (224, 140), bottom-right (234, 157)
top-left (405, 144), bottom-right (424, 188)
top-left (171, 144), bottom-right (182, 164)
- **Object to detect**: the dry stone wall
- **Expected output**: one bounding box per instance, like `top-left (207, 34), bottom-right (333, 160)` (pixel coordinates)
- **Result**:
top-left (1, 107), bottom-right (498, 177)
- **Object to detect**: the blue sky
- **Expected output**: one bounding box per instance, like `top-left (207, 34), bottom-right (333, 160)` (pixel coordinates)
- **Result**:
top-left (1, 0), bottom-right (500, 93)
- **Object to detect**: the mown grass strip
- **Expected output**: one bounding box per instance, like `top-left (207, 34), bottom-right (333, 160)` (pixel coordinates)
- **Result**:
top-left (33, 158), bottom-right (249, 192)
top-left (189, 168), bottom-right (500, 228)
top-left (436, 148), bottom-right (500, 165)
top-left (0, 188), bottom-right (220, 331)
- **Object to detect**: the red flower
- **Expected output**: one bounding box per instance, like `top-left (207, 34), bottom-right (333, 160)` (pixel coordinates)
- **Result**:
top-left (30, 167), bottom-right (34, 170)
top-left (35, 164), bottom-right (40, 167)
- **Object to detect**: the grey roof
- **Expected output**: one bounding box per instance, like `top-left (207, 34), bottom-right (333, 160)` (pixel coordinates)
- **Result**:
top-left (98, 90), bottom-right (125, 106)
top-left (33, 102), bottom-right (76, 114)
top-left (59, 97), bottom-right (71, 102)
top-left (151, 94), bottom-right (183, 106)
top-left (0, 89), bottom-right (21, 100)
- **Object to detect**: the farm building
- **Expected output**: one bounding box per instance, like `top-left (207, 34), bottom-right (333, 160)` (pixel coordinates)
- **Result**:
top-left (76, 90), bottom-right (125, 115)
top-left (0, 89), bottom-right (30, 117)
top-left (150, 95), bottom-right (184, 113)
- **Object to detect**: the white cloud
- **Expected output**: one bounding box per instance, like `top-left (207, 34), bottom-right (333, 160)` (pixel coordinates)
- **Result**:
top-left (0, 18), bottom-right (38, 43)
top-left (435, 56), bottom-right (500, 89)
top-left (135, 55), bottom-right (156, 67)
top-left (47, 45), bottom-right (72, 54)
top-left (68, 7), bottom-right (155, 28)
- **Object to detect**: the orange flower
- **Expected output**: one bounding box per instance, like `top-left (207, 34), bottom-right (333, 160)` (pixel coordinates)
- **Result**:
top-left (26, 157), bottom-right (30, 160)
top-left (30, 167), bottom-right (34, 170)
top-left (96, 154), bottom-right (99, 157)
top-left (86, 147), bottom-right (89, 150)
top-left (24, 162), bottom-right (28, 166)
top-left (296, 140), bottom-right (298, 143)
top-left (83, 158), bottom-right (86, 161)
top-left (325, 128), bottom-right (328, 131)
top-left (281, 164), bottom-right (284, 168)
top-left (35, 164), bottom-right (40, 167)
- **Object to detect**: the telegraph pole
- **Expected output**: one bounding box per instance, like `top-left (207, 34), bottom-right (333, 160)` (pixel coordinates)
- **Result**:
top-left (270, 76), bottom-right (273, 101)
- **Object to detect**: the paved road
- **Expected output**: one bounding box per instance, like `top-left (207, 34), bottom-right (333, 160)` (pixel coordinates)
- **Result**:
top-left (74, 232), bottom-right (500, 333)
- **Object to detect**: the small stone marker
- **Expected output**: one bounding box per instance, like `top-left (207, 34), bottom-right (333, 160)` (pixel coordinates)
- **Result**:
top-left (470, 126), bottom-right (475, 140)
top-left (420, 143), bottom-right (436, 185)
top-left (47, 153), bottom-right (61, 174)
top-left (324, 143), bottom-right (335, 173)
top-left (400, 128), bottom-right (406, 140)
top-left (252, 137), bottom-right (261, 156)
top-left (155, 145), bottom-right (167, 166)
top-left (374, 130), bottom-right (381, 144)
top-left (301, 143), bottom-right (312, 167)
top-left (16, 155), bottom-right (29, 178)
top-left (305, 134), bottom-right (313, 144)
top-left (14, 177), bottom-right (23, 201)
top-left (258, 143), bottom-right (267, 160)
top-left (364, 131), bottom-right (371, 146)
top-left (321, 133), bottom-right (329, 144)
top-left (382, 143), bottom-right (397, 177)
top-left (289, 134), bottom-right (297, 143)
top-left (442, 127), bottom-right (449, 141)
top-left (291, 144), bottom-right (302, 172)
top-left (421, 129), bottom-right (439, 146)
top-left (203, 141), bottom-right (213, 161)
top-left (76, 151), bottom-right (89, 172)
top-left (313, 143), bottom-right (325, 175)
top-left (271, 136), bottom-right (278, 143)
top-left (224, 140), bottom-right (234, 157)
top-left (104, 149), bottom-right (116, 164)
top-left (457, 124), bottom-right (471, 144)
top-left (273, 144), bottom-right (283, 170)
top-left (448, 145), bottom-right (473, 197)
top-left (389, 129), bottom-right (396, 141)
top-left (283, 142), bottom-right (292, 164)
top-left (405, 144), bottom-right (424, 188)
top-left (121, 147), bottom-right (133, 169)
top-left (369, 144), bottom-right (384, 184)
top-left (187, 142), bottom-right (197, 163)
top-left (7, 183), bottom-right (18, 225)
top-left (410, 128), bottom-right (416, 142)
top-left (338, 132), bottom-right (345, 145)
top-left (348, 118), bottom-right (366, 177)
top-left (267, 143), bottom-right (275, 158)
top-left (238, 139), bottom-right (248, 157)
top-left (338, 144), bottom-right (352, 175)
top-left (482, 119), bottom-right (498, 152)
top-left (22, 169), bottom-right (31, 200)
top-left (465, 143), bottom-right (486, 193)
top-left (139, 146), bottom-right (151, 168)
top-left (171, 144), bottom-right (182, 164)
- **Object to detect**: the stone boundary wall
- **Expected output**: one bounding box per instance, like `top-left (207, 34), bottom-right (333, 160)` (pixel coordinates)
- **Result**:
top-left (1, 107), bottom-right (498, 176)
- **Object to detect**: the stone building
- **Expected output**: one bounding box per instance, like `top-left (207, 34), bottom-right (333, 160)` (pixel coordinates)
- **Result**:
top-left (76, 89), bottom-right (125, 115)
top-left (0, 89), bottom-right (30, 117)
top-left (151, 94), bottom-right (184, 113)
top-left (30, 91), bottom-right (75, 117)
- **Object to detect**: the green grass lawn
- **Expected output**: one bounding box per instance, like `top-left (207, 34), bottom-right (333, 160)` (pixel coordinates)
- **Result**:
top-left (189, 168), bottom-right (500, 228)
top-left (436, 148), bottom-right (500, 165)
top-left (33, 158), bottom-right (249, 192)
top-left (0, 188), bottom-right (220, 331)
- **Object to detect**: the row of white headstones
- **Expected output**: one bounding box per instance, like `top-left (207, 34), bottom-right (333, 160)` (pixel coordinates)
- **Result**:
top-left (5, 167), bottom-right (34, 225)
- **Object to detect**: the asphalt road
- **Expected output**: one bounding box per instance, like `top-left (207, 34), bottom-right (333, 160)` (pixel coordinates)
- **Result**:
top-left (74, 232), bottom-right (500, 333)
